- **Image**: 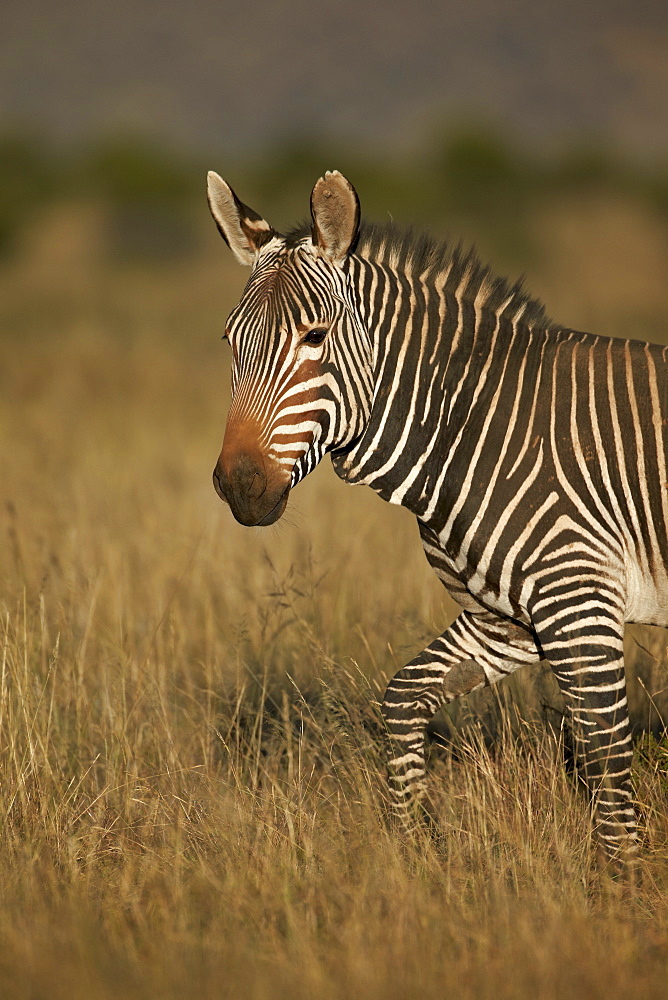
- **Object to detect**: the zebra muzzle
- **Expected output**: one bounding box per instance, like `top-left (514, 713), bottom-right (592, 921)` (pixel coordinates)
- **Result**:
top-left (212, 453), bottom-right (290, 527)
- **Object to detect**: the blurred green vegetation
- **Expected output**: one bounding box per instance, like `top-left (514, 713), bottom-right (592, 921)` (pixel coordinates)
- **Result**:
top-left (1, 124), bottom-right (667, 265)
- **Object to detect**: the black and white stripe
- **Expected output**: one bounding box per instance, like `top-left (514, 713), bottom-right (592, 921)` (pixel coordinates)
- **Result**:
top-left (208, 170), bottom-right (668, 866)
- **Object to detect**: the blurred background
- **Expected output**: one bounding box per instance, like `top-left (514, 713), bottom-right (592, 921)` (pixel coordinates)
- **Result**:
top-left (2, 0), bottom-right (668, 315)
top-left (1, 0), bottom-right (668, 728)
top-left (1, 0), bottom-right (667, 333)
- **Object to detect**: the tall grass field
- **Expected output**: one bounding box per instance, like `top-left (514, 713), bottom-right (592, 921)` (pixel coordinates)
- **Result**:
top-left (1, 191), bottom-right (668, 999)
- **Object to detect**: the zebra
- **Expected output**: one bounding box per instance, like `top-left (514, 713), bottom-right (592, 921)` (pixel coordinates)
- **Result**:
top-left (207, 167), bottom-right (668, 867)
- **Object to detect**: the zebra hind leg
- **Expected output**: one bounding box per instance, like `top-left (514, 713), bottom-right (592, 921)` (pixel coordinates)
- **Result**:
top-left (381, 611), bottom-right (540, 830)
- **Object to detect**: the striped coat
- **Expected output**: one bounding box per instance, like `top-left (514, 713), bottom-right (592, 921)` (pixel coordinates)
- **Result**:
top-left (207, 168), bottom-right (668, 867)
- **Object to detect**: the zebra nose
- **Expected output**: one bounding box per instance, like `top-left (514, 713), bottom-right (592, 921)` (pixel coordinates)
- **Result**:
top-left (215, 451), bottom-right (267, 509)
top-left (212, 462), bottom-right (228, 503)
top-left (213, 447), bottom-right (290, 527)
top-left (247, 468), bottom-right (266, 500)
top-left (230, 454), bottom-right (266, 502)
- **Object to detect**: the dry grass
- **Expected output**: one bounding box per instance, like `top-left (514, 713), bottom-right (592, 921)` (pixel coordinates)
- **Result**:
top-left (1, 198), bottom-right (668, 999)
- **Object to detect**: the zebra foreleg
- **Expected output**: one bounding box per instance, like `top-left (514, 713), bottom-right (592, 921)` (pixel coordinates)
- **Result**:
top-left (532, 607), bottom-right (638, 868)
top-left (381, 611), bottom-right (539, 827)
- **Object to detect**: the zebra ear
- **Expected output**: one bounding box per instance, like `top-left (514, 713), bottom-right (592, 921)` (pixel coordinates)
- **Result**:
top-left (207, 171), bottom-right (274, 266)
top-left (310, 170), bottom-right (360, 264)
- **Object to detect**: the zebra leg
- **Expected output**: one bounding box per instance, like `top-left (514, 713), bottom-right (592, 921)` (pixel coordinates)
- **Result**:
top-left (532, 604), bottom-right (638, 867)
top-left (382, 611), bottom-right (539, 826)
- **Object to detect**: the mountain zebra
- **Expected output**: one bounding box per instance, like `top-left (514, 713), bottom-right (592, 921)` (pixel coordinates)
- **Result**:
top-left (207, 168), bottom-right (668, 866)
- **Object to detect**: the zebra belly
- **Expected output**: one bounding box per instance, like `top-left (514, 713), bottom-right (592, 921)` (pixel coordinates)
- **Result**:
top-left (625, 558), bottom-right (668, 626)
top-left (442, 543), bottom-right (668, 629)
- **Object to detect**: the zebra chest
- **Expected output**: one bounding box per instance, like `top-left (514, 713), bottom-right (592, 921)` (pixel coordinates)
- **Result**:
top-left (447, 545), bottom-right (520, 617)
top-left (420, 517), bottom-right (527, 621)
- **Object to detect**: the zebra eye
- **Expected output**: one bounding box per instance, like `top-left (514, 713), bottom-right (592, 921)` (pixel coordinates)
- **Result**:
top-left (304, 328), bottom-right (328, 345)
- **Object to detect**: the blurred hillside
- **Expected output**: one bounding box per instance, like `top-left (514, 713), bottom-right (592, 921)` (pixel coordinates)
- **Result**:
top-left (2, 0), bottom-right (668, 156)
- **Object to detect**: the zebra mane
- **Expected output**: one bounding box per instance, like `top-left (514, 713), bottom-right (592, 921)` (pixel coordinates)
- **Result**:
top-left (284, 219), bottom-right (554, 329)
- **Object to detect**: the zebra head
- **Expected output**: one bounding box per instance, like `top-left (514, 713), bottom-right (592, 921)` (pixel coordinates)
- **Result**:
top-left (208, 170), bottom-right (372, 526)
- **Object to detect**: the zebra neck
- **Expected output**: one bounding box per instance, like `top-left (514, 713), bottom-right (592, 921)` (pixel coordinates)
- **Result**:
top-left (332, 261), bottom-right (540, 520)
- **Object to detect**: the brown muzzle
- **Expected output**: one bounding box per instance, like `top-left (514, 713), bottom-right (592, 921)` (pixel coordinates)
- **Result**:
top-left (212, 420), bottom-right (290, 526)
